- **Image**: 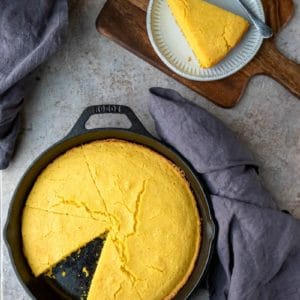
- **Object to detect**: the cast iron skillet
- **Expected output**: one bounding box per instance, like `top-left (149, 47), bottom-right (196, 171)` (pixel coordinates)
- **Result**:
top-left (5, 104), bottom-right (216, 300)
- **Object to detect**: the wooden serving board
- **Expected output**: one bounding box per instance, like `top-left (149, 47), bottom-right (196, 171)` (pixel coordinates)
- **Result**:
top-left (96, 0), bottom-right (300, 108)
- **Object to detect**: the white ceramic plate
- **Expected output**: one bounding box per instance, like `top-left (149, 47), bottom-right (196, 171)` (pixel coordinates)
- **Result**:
top-left (146, 0), bottom-right (265, 81)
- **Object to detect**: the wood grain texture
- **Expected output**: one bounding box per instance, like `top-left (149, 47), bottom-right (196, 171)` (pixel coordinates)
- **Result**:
top-left (96, 0), bottom-right (299, 108)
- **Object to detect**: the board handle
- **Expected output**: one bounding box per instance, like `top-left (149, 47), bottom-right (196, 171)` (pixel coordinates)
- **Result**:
top-left (255, 41), bottom-right (300, 98)
top-left (66, 104), bottom-right (151, 138)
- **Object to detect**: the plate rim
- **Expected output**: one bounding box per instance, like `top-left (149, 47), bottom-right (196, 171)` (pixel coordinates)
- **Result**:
top-left (146, 0), bottom-right (265, 81)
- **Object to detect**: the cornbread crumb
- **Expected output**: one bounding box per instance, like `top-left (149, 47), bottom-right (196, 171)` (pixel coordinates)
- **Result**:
top-left (82, 267), bottom-right (89, 277)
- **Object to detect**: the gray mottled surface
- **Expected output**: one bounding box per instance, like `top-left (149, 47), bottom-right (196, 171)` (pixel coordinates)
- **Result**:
top-left (1, 0), bottom-right (299, 299)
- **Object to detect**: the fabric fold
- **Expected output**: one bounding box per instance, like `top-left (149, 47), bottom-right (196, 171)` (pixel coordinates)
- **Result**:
top-left (149, 87), bottom-right (257, 173)
top-left (0, 0), bottom-right (68, 169)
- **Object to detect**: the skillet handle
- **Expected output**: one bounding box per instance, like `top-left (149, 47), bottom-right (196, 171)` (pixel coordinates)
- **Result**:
top-left (67, 104), bottom-right (151, 138)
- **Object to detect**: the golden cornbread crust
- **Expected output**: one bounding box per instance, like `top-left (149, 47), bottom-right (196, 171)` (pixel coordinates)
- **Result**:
top-left (22, 139), bottom-right (201, 299)
top-left (167, 0), bottom-right (249, 68)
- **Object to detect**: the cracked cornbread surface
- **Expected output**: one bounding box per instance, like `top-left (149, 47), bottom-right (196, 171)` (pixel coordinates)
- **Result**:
top-left (22, 139), bottom-right (201, 299)
top-left (167, 0), bottom-right (249, 68)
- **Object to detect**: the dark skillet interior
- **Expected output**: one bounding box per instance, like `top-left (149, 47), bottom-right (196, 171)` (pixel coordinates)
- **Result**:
top-left (5, 105), bottom-right (216, 300)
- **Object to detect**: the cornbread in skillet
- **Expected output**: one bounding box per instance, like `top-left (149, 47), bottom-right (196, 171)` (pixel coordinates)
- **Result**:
top-left (22, 139), bottom-right (201, 299)
top-left (167, 0), bottom-right (249, 68)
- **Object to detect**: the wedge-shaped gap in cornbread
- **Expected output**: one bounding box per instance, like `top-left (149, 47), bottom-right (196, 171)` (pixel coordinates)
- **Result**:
top-left (44, 237), bottom-right (105, 299)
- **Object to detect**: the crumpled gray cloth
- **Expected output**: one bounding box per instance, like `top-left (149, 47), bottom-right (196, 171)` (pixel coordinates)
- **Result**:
top-left (149, 87), bottom-right (300, 300)
top-left (0, 0), bottom-right (67, 169)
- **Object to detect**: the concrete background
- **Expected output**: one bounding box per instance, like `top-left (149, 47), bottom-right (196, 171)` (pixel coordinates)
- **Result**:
top-left (1, 0), bottom-right (299, 298)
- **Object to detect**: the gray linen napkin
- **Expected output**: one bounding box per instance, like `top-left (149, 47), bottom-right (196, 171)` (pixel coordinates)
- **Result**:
top-left (149, 87), bottom-right (300, 300)
top-left (0, 0), bottom-right (68, 169)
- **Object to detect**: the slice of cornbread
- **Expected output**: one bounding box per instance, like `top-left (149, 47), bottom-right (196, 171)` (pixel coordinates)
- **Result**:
top-left (167, 0), bottom-right (249, 68)
top-left (25, 146), bottom-right (109, 221)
